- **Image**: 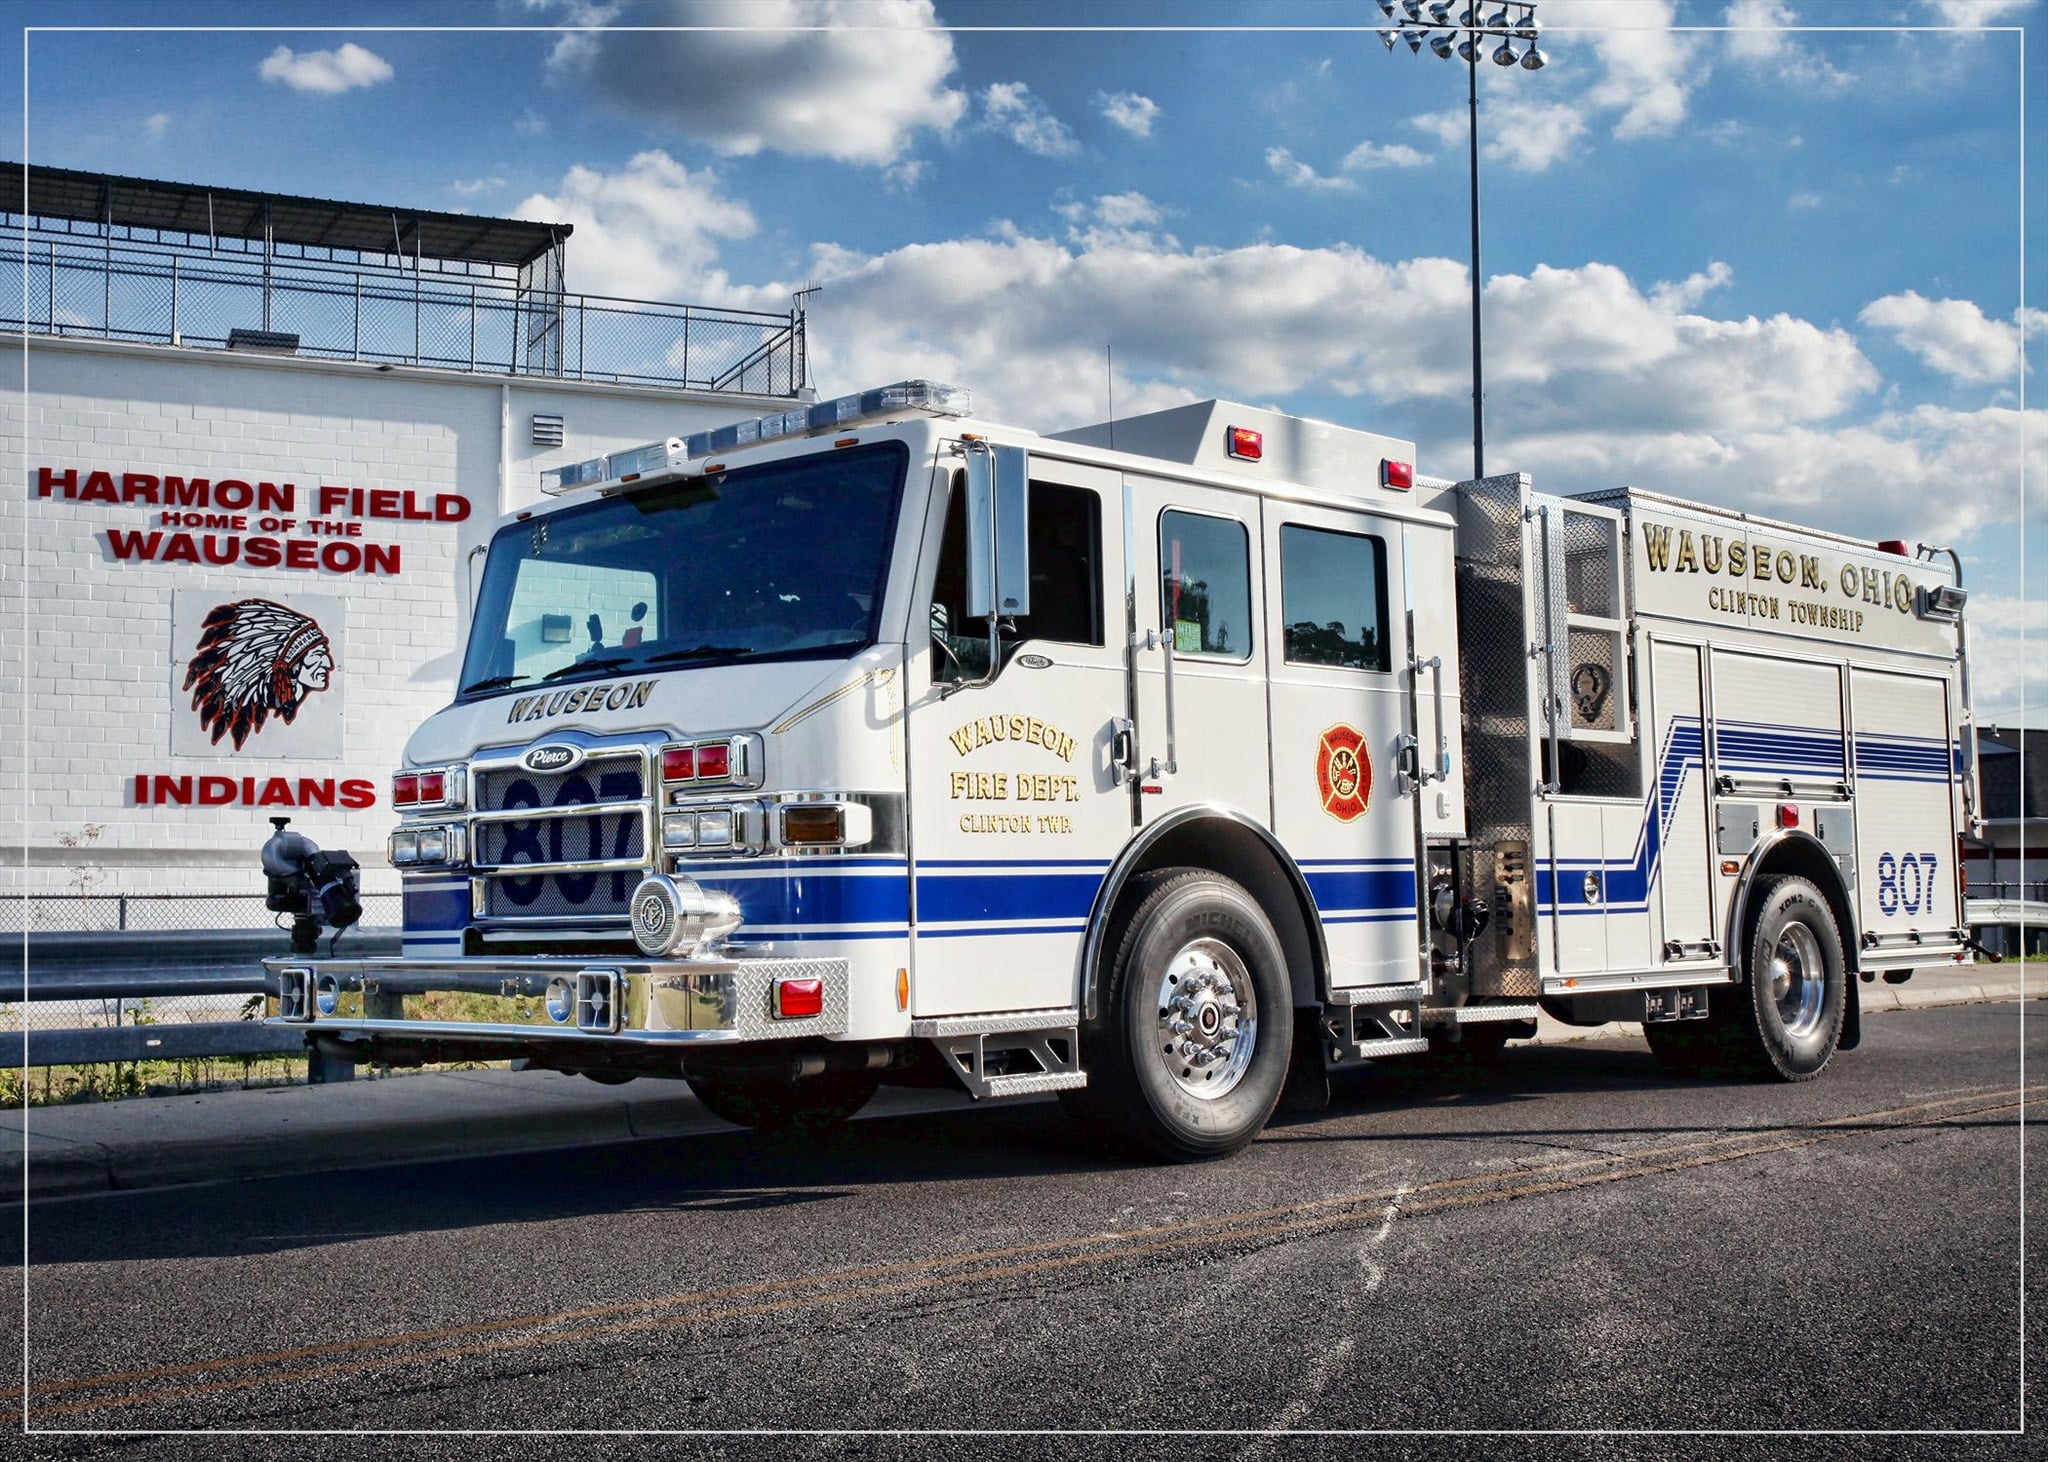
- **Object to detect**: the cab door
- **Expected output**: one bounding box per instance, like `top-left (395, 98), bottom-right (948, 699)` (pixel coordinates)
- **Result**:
top-left (1125, 475), bottom-right (1271, 832)
top-left (904, 455), bottom-right (1130, 1017)
top-left (1260, 503), bottom-right (1424, 987)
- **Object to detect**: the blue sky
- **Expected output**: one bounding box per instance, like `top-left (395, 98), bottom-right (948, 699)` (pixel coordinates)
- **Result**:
top-left (10, 0), bottom-right (2040, 721)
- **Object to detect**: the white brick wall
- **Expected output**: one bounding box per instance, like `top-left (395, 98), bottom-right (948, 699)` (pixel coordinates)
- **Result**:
top-left (5, 335), bottom-right (796, 901)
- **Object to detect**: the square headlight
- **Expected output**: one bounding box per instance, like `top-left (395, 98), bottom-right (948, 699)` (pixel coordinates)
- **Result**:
top-left (663, 813), bottom-right (698, 849)
top-left (695, 808), bottom-right (736, 848)
top-left (388, 830), bottom-right (419, 866)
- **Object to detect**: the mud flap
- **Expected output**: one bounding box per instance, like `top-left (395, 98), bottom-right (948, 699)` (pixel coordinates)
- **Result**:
top-left (1839, 976), bottom-right (1862, 1051)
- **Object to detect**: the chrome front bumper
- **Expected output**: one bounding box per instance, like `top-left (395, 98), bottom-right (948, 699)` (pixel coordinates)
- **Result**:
top-left (263, 953), bottom-right (849, 1046)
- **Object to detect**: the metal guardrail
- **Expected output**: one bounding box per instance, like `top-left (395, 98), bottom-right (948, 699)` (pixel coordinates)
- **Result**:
top-left (4, 927), bottom-right (399, 1071)
top-left (1, 231), bottom-right (807, 395)
top-left (1965, 897), bottom-right (2048, 928)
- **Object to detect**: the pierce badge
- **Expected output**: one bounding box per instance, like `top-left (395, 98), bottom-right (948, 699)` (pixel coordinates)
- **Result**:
top-left (1316, 724), bottom-right (1372, 823)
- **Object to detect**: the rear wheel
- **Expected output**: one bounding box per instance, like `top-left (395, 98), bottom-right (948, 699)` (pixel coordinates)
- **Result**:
top-left (684, 1068), bottom-right (880, 1132)
top-left (1069, 869), bottom-right (1293, 1162)
top-left (1648, 875), bottom-right (1845, 1081)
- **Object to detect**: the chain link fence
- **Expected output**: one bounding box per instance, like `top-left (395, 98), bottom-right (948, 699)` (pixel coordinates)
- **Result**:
top-left (2, 230), bottom-right (806, 395)
top-left (4, 892), bottom-right (400, 934)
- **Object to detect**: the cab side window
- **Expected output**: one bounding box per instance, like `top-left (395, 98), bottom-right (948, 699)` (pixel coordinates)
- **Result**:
top-left (1279, 524), bottom-right (1389, 672)
top-left (932, 475), bottom-right (1103, 680)
top-left (1160, 509), bottom-right (1252, 661)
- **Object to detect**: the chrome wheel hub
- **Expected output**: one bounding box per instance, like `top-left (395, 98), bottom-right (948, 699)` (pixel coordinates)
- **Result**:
top-left (1768, 922), bottom-right (1826, 1039)
top-left (1155, 938), bottom-right (1257, 1100)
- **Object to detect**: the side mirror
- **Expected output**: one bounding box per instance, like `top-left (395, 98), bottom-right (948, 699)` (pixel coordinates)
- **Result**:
top-left (964, 442), bottom-right (1031, 620)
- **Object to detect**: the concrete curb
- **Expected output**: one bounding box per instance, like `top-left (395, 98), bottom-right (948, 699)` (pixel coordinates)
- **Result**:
top-left (7, 982), bottom-right (2035, 1202)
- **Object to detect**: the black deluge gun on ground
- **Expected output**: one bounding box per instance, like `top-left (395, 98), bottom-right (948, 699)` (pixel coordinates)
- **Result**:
top-left (261, 817), bottom-right (363, 957)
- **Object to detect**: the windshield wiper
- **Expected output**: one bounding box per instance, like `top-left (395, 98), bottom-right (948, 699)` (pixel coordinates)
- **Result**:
top-left (642, 644), bottom-right (753, 665)
top-left (460, 674), bottom-right (529, 694)
top-left (541, 656), bottom-right (636, 682)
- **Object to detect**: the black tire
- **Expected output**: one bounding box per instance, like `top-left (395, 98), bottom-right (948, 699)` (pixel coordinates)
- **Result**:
top-left (685, 1068), bottom-right (880, 1132)
top-left (1069, 868), bottom-right (1293, 1162)
top-left (1653, 875), bottom-right (1845, 1081)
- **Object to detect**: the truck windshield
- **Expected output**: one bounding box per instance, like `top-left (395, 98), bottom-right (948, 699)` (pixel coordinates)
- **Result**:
top-left (457, 441), bottom-right (908, 698)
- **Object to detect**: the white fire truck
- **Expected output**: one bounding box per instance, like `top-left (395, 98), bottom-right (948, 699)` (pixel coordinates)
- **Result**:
top-left (268, 381), bottom-right (1978, 1160)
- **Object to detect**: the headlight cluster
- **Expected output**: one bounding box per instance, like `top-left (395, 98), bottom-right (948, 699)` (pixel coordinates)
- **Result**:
top-left (661, 799), bottom-right (874, 859)
top-left (389, 824), bottom-right (467, 867)
top-left (663, 805), bottom-right (746, 851)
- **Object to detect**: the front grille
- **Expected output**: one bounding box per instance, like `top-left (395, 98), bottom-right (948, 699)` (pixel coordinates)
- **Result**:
top-left (475, 760), bottom-right (645, 812)
top-left (476, 812), bottom-right (646, 868)
top-left (486, 867), bottom-right (644, 918)
top-left (475, 751), bottom-right (648, 921)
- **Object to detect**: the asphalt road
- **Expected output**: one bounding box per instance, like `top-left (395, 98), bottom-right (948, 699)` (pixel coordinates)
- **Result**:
top-left (9, 1002), bottom-right (2040, 1454)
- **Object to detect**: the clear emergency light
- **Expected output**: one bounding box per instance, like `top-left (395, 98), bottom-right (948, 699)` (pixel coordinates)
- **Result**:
top-left (540, 380), bottom-right (974, 495)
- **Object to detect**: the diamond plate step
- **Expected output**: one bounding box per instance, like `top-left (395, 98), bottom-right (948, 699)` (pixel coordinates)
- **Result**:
top-left (1420, 1002), bottom-right (1541, 1026)
top-left (1351, 1035), bottom-right (1431, 1059)
top-left (1327, 982), bottom-right (1427, 1006)
top-left (983, 1070), bottom-right (1089, 1098)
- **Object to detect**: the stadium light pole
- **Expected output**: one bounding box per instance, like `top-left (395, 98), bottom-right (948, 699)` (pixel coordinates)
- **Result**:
top-left (1378, 1), bottom-right (1547, 481)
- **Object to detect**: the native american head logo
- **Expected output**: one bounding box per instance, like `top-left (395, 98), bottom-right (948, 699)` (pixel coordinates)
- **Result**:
top-left (183, 599), bottom-right (336, 749)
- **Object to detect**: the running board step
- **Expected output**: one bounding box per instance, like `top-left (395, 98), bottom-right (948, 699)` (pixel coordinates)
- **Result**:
top-left (1327, 982), bottom-right (1428, 1006)
top-left (1349, 1035), bottom-right (1431, 1060)
top-left (1419, 1003), bottom-right (1541, 1028)
top-left (983, 1070), bottom-right (1090, 1098)
top-left (912, 1010), bottom-right (1083, 1101)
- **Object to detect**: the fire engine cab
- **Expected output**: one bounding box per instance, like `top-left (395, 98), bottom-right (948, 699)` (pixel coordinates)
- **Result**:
top-left (269, 381), bottom-right (1976, 1160)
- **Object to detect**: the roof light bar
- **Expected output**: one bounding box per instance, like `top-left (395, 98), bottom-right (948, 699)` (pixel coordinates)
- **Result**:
top-left (539, 380), bottom-right (974, 495)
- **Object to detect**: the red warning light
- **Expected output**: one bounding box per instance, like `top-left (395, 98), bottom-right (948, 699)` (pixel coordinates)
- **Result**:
top-left (1382, 459), bottom-right (1414, 491)
top-left (1225, 427), bottom-right (1263, 461)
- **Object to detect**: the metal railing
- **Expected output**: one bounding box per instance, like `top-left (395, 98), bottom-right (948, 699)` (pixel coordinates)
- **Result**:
top-left (3, 927), bottom-right (399, 1074)
top-left (1, 230), bottom-right (806, 395)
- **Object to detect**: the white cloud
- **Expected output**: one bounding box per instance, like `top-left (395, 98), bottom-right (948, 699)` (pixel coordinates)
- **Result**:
top-left (515, 109), bottom-right (548, 138)
top-left (513, 151), bottom-right (756, 301)
top-left (1723, 0), bottom-right (1853, 85)
top-left (143, 112), bottom-right (170, 140)
top-left (984, 82), bottom-right (1078, 157)
top-left (1788, 190), bottom-right (1823, 210)
top-left (1340, 139), bottom-right (1430, 171)
top-left (1414, 100), bottom-right (1585, 173)
top-left (257, 43), bottom-right (393, 95)
top-left (1086, 192), bottom-right (1166, 229)
top-left (1859, 291), bottom-right (2028, 384)
top-left (883, 158), bottom-right (926, 193)
top-left (1921, 0), bottom-right (2035, 26)
top-left (1096, 90), bottom-right (1159, 138)
top-left (451, 177), bottom-right (506, 198)
top-left (551, 163), bottom-right (2020, 555)
top-left (1957, 593), bottom-right (2046, 723)
top-left (1555, 0), bottom-right (1699, 139)
top-left (547, 0), bottom-right (965, 165)
top-left (1650, 261), bottom-right (1734, 311)
top-left (1266, 147), bottom-right (1355, 192)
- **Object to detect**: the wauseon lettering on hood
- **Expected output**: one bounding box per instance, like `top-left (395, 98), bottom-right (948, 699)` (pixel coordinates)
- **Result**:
top-left (506, 681), bottom-right (656, 722)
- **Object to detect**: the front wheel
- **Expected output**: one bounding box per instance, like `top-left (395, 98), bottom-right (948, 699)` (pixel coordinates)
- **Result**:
top-left (1071, 869), bottom-right (1293, 1162)
top-left (684, 1067), bottom-right (880, 1132)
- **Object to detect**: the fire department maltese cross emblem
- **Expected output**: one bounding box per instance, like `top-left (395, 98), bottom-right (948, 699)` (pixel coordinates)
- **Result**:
top-left (1315, 724), bottom-right (1372, 823)
top-left (183, 598), bottom-right (336, 749)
